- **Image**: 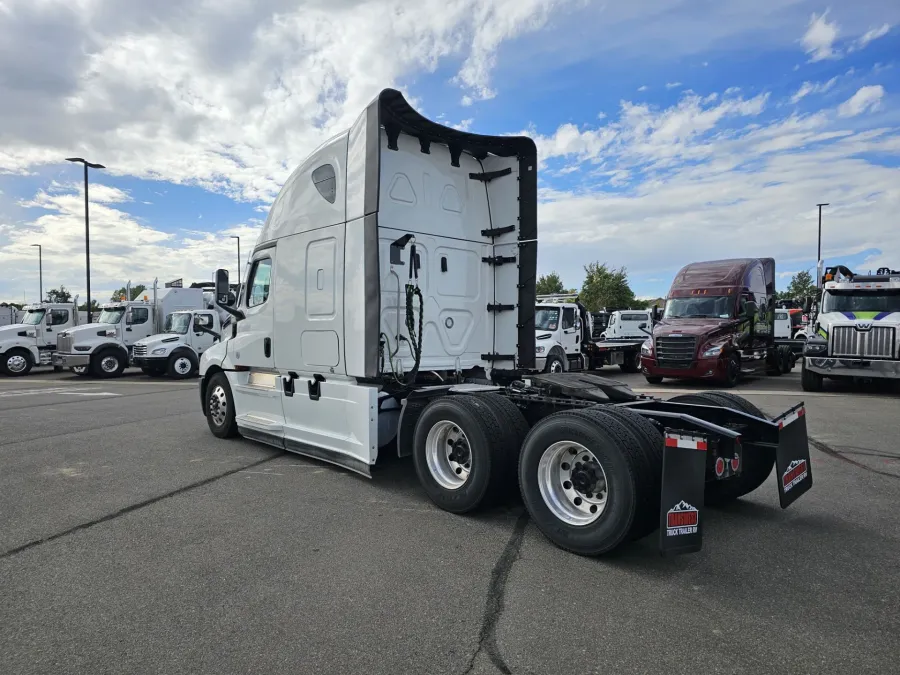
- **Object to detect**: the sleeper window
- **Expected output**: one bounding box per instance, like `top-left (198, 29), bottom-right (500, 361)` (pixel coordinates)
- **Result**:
top-left (247, 259), bottom-right (272, 307)
top-left (312, 164), bottom-right (336, 204)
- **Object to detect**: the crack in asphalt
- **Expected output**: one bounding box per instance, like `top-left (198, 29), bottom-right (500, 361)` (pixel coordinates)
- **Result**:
top-left (0, 452), bottom-right (286, 560)
top-left (463, 511), bottom-right (530, 675)
top-left (810, 438), bottom-right (899, 480)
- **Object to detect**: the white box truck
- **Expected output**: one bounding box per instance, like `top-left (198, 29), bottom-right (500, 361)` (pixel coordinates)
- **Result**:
top-left (197, 88), bottom-right (814, 557)
top-left (54, 281), bottom-right (205, 377)
top-left (0, 300), bottom-right (86, 376)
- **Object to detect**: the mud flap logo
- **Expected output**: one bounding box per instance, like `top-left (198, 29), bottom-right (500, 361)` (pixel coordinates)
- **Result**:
top-left (782, 460), bottom-right (808, 493)
top-left (666, 501), bottom-right (699, 536)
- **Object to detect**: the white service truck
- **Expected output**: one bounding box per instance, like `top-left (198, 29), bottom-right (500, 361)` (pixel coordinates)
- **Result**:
top-left (0, 300), bottom-right (85, 376)
top-left (534, 295), bottom-right (644, 374)
top-left (600, 310), bottom-right (651, 340)
top-left (195, 88), bottom-right (814, 558)
top-left (801, 265), bottom-right (900, 391)
top-left (132, 308), bottom-right (229, 378)
top-left (54, 282), bottom-right (206, 378)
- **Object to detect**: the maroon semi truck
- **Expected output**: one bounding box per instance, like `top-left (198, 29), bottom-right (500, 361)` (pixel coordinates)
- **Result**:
top-left (641, 258), bottom-right (795, 387)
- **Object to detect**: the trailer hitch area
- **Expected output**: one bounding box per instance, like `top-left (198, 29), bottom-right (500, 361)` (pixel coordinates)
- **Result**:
top-left (771, 403), bottom-right (812, 509)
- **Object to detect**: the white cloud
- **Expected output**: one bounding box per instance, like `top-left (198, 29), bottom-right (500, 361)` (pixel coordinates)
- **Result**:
top-left (802, 10), bottom-right (840, 62)
top-left (0, 182), bottom-right (261, 302)
top-left (637, 85), bottom-right (648, 92)
top-left (852, 23), bottom-right (891, 51)
top-left (665, 82), bottom-right (682, 89)
top-left (790, 77), bottom-right (837, 103)
top-left (837, 85), bottom-right (885, 117)
top-left (0, 0), bottom-right (578, 203)
top-left (451, 118), bottom-right (474, 131)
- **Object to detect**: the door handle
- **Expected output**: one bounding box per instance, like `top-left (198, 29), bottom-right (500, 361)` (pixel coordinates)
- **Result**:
top-left (264, 337), bottom-right (271, 358)
top-left (126, 328), bottom-right (132, 332)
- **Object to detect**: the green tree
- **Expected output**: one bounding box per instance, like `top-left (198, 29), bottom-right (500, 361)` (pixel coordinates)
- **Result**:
top-left (109, 284), bottom-right (147, 302)
top-left (536, 272), bottom-right (565, 296)
top-left (580, 262), bottom-right (637, 312)
top-left (78, 299), bottom-right (101, 313)
top-left (786, 270), bottom-right (816, 300)
top-left (45, 285), bottom-right (72, 303)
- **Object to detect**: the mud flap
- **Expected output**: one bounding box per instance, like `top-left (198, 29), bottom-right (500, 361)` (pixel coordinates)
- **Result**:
top-left (772, 404), bottom-right (812, 509)
top-left (658, 432), bottom-right (707, 556)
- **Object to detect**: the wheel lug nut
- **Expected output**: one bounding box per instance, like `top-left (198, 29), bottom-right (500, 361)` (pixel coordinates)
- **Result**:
top-left (585, 492), bottom-right (593, 499)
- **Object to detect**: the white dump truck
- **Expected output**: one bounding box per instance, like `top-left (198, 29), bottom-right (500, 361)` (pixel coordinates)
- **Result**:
top-left (0, 300), bottom-right (85, 376)
top-left (54, 281), bottom-right (206, 378)
top-left (196, 88), bottom-right (814, 558)
top-left (132, 308), bottom-right (230, 378)
top-left (801, 265), bottom-right (900, 391)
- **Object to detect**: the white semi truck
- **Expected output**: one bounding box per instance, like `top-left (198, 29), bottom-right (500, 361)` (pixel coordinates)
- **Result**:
top-left (801, 265), bottom-right (900, 391)
top-left (0, 300), bottom-right (86, 376)
top-left (196, 88), bottom-right (814, 558)
top-left (132, 308), bottom-right (230, 378)
top-left (54, 281), bottom-right (206, 378)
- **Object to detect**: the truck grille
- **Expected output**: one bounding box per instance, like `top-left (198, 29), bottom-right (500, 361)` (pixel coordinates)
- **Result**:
top-left (831, 325), bottom-right (896, 359)
top-left (655, 336), bottom-right (697, 368)
top-left (57, 334), bottom-right (73, 353)
top-left (133, 344), bottom-right (148, 357)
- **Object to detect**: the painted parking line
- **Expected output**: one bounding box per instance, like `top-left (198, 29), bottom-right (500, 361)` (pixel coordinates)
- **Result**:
top-left (0, 387), bottom-right (121, 399)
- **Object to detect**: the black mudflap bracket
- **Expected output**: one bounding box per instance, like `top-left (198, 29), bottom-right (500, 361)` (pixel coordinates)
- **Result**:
top-left (772, 403), bottom-right (812, 508)
top-left (659, 431), bottom-right (708, 556)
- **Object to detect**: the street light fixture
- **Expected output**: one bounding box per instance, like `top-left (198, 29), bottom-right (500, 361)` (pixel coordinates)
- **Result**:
top-left (30, 244), bottom-right (42, 303)
top-left (66, 157), bottom-right (106, 322)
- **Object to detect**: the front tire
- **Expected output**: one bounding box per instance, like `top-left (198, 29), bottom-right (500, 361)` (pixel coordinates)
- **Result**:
top-left (723, 354), bottom-right (741, 388)
top-left (644, 375), bottom-right (663, 385)
top-left (412, 395), bottom-right (510, 514)
top-left (167, 351), bottom-right (198, 379)
top-left (1, 349), bottom-right (33, 376)
top-left (91, 348), bottom-right (126, 378)
top-left (619, 350), bottom-right (641, 373)
top-left (206, 372), bottom-right (239, 438)
top-left (801, 359), bottom-right (824, 392)
top-left (544, 353), bottom-right (565, 374)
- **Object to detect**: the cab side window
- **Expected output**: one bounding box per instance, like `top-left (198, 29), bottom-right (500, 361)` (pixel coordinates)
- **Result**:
top-left (49, 309), bottom-right (69, 325)
top-left (562, 307), bottom-right (575, 330)
top-left (247, 258), bottom-right (273, 308)
top-left (129, 307), bottom-right (149, 325)
top-left (195, 313), bottom-right (214, 329)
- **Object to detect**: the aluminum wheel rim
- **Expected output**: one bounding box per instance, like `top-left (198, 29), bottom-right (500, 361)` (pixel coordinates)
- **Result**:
top-left (6, 355), bottom-right (27, 373)
top-left (537, 441), bottom-right (608, 526)
top-left (209, 385), bottom-right (228, 427)
top-left (549, 358), bottom-right (563, 373)
top-left (425, 420), bottom-right (472, 490)
top-left (174, 357), bottom-right (192, 374)
top-left (101, 356), bottom-right (120, 373)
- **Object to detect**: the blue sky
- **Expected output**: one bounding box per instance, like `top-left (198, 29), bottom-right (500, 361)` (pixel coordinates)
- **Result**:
top-left (1, 0), bottom-right (898, 304)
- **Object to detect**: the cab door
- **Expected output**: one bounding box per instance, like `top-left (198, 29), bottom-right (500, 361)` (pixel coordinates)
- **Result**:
top-left (124, 306), bottom-right (152, 346)
top-left (561, 306), bottom-right (580, 355)
top-left (189, 312), bottom-right (217, 356)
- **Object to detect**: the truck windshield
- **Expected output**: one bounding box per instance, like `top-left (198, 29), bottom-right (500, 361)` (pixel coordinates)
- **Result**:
top-left (535, 307), bottom-right (560, 331)
top-left (98, 308), bottom-right (125, 324)
top-left (22, 310), bottom-right (46, 325)
top-left (664, 296), bottom-right (734, 319)
top-left (165, 313), bottom-right (192, 334)
top-left (822, 290), bottom-right (900, 313)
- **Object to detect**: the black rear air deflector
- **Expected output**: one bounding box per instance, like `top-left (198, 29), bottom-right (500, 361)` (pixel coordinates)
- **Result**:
top-left (375, 89), bottom-right (538, 371)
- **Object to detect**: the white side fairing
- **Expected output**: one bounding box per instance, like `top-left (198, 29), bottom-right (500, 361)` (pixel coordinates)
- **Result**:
top-left (378, 131), bottom-right (494, 374)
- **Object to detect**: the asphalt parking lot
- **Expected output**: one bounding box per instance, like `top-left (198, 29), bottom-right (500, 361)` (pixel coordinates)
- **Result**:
top-left (1, 367), bottom-right (898, 675)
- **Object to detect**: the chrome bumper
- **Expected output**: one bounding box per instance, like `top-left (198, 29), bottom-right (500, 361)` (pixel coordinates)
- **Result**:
top-left (806, 357), bottom-right (900, 380)
top-left (54, 353), bottom-right (91, 367)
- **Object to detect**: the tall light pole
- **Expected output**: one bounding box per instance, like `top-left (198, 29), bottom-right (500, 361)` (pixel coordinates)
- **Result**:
top-left (230, 235), bottom-right (241, 286)
top-left (66, 157), bottom-right (105, 322)
top-left (816, 203), bottom-right (829, 265)
top-left (30, 244), bottom-right (42, 303)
